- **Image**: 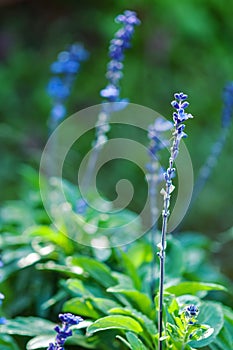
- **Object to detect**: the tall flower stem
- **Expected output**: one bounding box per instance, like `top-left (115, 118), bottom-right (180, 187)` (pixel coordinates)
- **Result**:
top-left (158, 93), bottom-right (193, 349)
top-left (146, 118), bottom-right (172, 297)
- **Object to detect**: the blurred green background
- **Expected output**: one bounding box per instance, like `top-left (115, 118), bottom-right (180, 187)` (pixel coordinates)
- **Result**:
top-left (0, 0), bottom-right (232, 236)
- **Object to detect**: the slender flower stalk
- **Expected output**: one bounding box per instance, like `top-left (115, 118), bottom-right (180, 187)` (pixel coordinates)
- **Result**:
top-left (77, 10), bottom-right (140, 213)
top-left (47, 313), bottom-right (83, 350)
top-left (193, 82), bottom-right (233, 202)
top-left (47, 43), bottom-right (89, 133)
top-left (146, 117), bottom-right (172, 296)
top-left (158, 93), bottom-right (193, 349)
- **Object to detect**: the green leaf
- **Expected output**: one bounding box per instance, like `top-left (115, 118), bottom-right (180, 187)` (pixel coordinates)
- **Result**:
top-left (188, 301), bottom-right (224, 348)
top-left (126, 332), bottom-right (147, 350)
top-left (26, 335), bottom-right (54, 349)
top-left (166, 281), bottom-right (227, 296)
top-left (70, 256), bottom-right (117, 288)
top-left (0, 335), bottom-right (20, 350)
top-left (109, 307), bottom-right (157, 335)
top-left (209, 306), bottom-right (233, 350)
top-left (65, 278), bottom-right (93, 297)
top-left (127, 240), bottom-right (152, 269)
top-left (87, 315), bottom-right (143, 335)
top-left (0, 317), bottom-right (55, 337)
top-left (116, 249), bottom-right (142, 290)
top-left (165, 237), bottom-right (184, 277)
top-left (107, 286), bottom-right (153, 318)
top-left (63, 298), bottom-right (100, 319)
top-left (92, 298), bottom-right (121, 315)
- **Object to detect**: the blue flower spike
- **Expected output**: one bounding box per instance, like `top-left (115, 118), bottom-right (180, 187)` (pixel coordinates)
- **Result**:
top-left (222, 81), bottom-right (233, 128)
top-left (48, 313), bottom-right (83, 350)
top-left (170, 92), bottom-right (193, 159)
top-left (47, 43), bottom-right (89, 132)
top-left (158, 93), bottom-right (193, 350)
top-left (100, 10), bottom-right (140, 103)
top-left (78, 10), bottom-right (140, 214)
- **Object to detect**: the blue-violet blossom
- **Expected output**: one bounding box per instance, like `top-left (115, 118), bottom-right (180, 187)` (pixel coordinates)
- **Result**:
top-left (47, 313), bottom-right (83, 350)
top-left (47, 43), bottom-right (88, 131)
top-left (100, 10), bottom-right (140, 102)
top-left (192, 82), bottom-right (233, 203)
top-left (222, 81), bottom-right (233, 128)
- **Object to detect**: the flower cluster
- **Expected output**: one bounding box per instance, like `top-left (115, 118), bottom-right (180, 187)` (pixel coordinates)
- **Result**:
top-left (162, 92), bottom-right (193, 205)
top-left (184, 304), bottom-right (199, 334)
top-left (170, 92), bottom-right (193, 160)
top-left (47, 43), bottom-right (89, 131)
top-left (48, 313), bottom-right (83, 350)
top-left (186, 304), bottom-right (199, 318)
top-left (222, 81), bottom-right (233, 128)
top-left (100, 10), bottom-right (140, 102)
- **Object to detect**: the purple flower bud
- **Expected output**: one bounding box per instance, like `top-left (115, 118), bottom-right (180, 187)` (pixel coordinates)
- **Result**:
top-left (181, 101), bottom-right (189, 109)
top-left (100, 84), bottom-right (119, 101)
top-left (171, 100), bottom-right (180, 109)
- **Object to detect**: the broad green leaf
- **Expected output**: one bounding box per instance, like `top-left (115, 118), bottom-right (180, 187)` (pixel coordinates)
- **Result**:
top-left (116, 249), bottom-right (141, 290)
top-left (0, 335), bottom-right (20, 350)
top-left (127, 240), bottom-right (153, 268)
top-left (166, 281), bottom-right (227, 296)
top-left (26, 225), bottom-right (73, 253)
top-left (63, 298), bottom-right (100, 319)
top-left (70, 256), bottom-right (117, 288)
top-left (126, 331), bottom-right (147, 350)
top-left (37, 261), bottom-right (84, 277)
top-left (188, 301), bottom-right (224, 348)
top-left (92, 298), bottom-right (121, 315)
top-left (107, 287), bottom-right (153, 318)
top-left (209, 306), bottom-right (233, 350)
top-left (87, 315), bottom-right (143, 335)
top-left (165, 237), bottom-right (184, 277)
top-left (26, 335), bottom-right (54, 349)
top-left (0, 317), bottom-right (55, 336)
top-left (65, 278), bottom-right (93, 297)
top-left (109, 307), bottom-right (157, 335)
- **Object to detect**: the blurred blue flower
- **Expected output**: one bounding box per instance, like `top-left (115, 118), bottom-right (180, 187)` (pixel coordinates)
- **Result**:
top-left (192, 82), bottom-right (233, 203)
top-left (222, 81), bottom-right (233, 128)
top-left (47, 43), bottom-right (89, 132)
top-left (47, 313), bottom-right (83, 350)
